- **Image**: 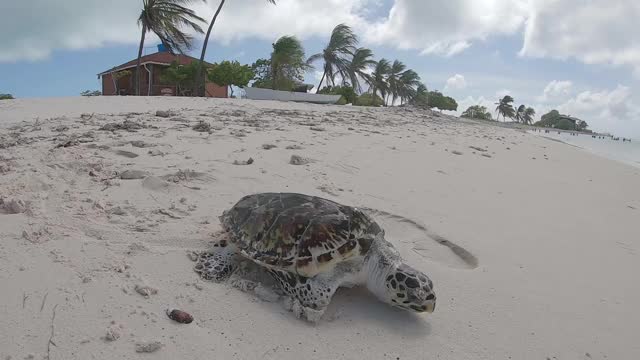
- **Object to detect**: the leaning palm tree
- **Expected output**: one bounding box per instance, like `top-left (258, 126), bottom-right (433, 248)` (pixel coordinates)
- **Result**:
top-left (397, 69), bottom-right (421, 105)
top-left (347, 48), bottom-right (376, 94)
top-left (307, 24), bottom-right (358, 91)
top-left (135, 0), bottom-right (206, 96)
top-left (514, 104), bottom-right (526, 123)
top-left (270, 35), bottom-right (308, 91)
top-left (386, 60), bottom-right (406, 105)
top-left (523, 107), bottom-right (536, 125)
top-left (369, 59), bottom-right (391, 104)
top-left (194, 0), bottom-right (277, 96)
top-left (495, 95), bottom-right (515, 122)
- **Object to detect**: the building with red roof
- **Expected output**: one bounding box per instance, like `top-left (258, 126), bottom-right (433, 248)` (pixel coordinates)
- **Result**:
top-left (97, 46), bottom-right (227, 98)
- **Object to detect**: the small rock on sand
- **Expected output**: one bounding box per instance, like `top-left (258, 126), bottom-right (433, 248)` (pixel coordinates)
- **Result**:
top-left (233, 158), bottom-right (254, 166)
top-left (310, 126), bottom-right (326, 132)
top-left (285, 145), bottom-right (303, 150)
top-left (135, 341), bottom-right (163, 353)
top-left (166, 309), bottom-right (194, 324)
top-left (148, 149), bottom-right (164, 157)
top-left (0, 198), bottom-right (26, 214)
top-left (115, 150), bottom-right (139, 158)
top-left (120, 170), bottom-right (149, 180)
top-left (192, 121), bottom-right (212, 133)
top-left (262, 144), bottom-right (277, 150)
top-left (134, 284), bottom-right (158, 298)
top-left (104, 324), bottom-right (122, 341)
top-left (130, 140), bottom-right (150, 148)
top-left (289, 155), bottom-right (310, 165)
top-left (451, 150), bottom-right (463, 156)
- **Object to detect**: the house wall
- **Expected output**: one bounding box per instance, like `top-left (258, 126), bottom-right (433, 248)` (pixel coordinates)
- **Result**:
top-left (100, 62), bottom-right (228, 98)
top-left (101, 74), bottom-right (116, 96)
top-left (205, 81), bottom-right (228, 98)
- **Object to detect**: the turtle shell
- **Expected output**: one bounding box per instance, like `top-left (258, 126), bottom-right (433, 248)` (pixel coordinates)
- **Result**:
top-left (220, 193), bottom-right (382, 277)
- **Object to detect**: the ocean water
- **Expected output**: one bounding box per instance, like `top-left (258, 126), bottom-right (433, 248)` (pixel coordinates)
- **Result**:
top-left (530, 131), bottom-right (640, 169)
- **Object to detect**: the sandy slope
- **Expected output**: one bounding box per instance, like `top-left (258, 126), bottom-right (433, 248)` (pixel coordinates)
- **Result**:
top-left (1, 97), bottom-right (639, 360)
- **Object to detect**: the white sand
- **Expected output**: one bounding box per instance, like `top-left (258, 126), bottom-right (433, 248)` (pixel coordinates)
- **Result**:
top-left (1, 96), bottom-right (639, 360)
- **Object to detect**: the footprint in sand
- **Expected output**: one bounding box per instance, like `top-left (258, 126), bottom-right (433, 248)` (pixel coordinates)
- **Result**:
top-left (362, 208), bottom-right (478, 270)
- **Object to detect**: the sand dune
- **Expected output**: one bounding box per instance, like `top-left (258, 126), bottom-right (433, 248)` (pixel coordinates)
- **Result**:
top-left (1, 96), bottom-right (639, 360)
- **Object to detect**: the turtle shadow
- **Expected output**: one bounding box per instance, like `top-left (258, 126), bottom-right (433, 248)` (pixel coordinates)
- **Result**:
top-left (325, 286), bottom-right (432, 337)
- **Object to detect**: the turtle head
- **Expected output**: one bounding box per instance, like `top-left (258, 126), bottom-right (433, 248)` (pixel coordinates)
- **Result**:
top-left (364, 235), bottom-right (436, 313)
top-left (382, 264), bottom-right (436, 313)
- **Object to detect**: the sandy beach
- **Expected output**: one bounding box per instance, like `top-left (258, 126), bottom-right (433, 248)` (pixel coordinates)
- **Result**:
top-left (1, 96), bottom-right (639, 360)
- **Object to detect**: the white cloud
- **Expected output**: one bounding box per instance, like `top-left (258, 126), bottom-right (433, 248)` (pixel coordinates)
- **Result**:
top-left (520, 0), bottom-right (640, 76)
top-left (0, 0), bottom-right (372, 62)
top-left (2, 0), bottom-right (639, 81)
top-left (366, 0), bottom-right (528, 56)
top-left (538, 80), bottom-right (573, 102)
top-left (528, 83), bottom-right (639, 137)
top-left (444, 74), bottom-right (468, 91)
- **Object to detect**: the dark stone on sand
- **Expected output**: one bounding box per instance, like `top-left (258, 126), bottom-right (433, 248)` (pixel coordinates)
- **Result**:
top-left (289, 155), bottom-right (310, 165)
top-left (155, 110), bottom-right (173, 118)
top-left (192, 121), bottom-right (212, 133)
top-left (233, 157), bottom-right (254, 165)
top-left (115, 150), bottom-right (139, 158)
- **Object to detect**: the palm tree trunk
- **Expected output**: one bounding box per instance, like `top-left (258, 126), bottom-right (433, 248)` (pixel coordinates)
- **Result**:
top-left (195, 0), bottom-right (226, 97)
top-left (135, 24), bottom-right (147, 96)
top-left (317, 71), bottom-right (326, 92)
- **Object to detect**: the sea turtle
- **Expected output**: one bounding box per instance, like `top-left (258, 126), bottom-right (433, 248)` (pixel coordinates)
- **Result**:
top-left (193, 193), bottom-right (436, 322)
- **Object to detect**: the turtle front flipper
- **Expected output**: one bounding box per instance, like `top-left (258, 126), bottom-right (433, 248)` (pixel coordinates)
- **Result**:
top-left (193, 241), bottom-right (239, 282)
top-left (268, 269), bottom-right (338, 323)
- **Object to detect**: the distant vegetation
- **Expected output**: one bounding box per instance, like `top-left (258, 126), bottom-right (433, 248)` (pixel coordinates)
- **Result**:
top-left (461, 105), bottom-right (492, 120)
top-left (535, 110), bottom-right (590, 132)
top-left (411, 88), bottom-right (458, 112)
top-left (125, 2), bottom-right (461, 108)
top-left (0, 93), bottom-right (15, 100)
top-left (207, 60), bottom-right (254, 97)
top-left (80, 90), bottom-right (102, 97)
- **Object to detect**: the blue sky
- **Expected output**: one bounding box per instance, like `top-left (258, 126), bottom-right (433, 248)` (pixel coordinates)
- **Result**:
top-left (1, 0), bottom-right (639, 137)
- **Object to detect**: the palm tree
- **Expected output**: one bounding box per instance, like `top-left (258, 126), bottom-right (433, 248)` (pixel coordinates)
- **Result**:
top-left (369, 59), bottom-right (391, 104)
top-left (307, 24), bottom-right (358, 91)
top-left (514, 104), bottom-right (526, 123)
top-left (386, 60), bottom-right (406, 105)
top-left (397, 69), bottom-right (421, 105)
top-left (347, 48), bottom-right (376, 94)
top-left (135, 0), bottom-right (206, 96)
top-left (523, 107), bottom-right (536, 125)
top-left (495, 95), bottom-right (515, 122)
top-left (194, 0), bottom-right (276, 96)
top-left (270, 35), bottom-right (308, 91)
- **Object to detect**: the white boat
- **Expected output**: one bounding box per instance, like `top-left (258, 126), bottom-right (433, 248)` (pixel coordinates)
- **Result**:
top-left (243, 87), bottom-right (341, 104)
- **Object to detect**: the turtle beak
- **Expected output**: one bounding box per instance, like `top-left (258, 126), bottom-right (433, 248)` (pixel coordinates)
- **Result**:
top-left (424, 302), bottom-right (435, 313)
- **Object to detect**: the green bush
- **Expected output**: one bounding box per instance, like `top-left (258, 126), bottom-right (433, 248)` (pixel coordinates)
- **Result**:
top-left (336, 96), bottom-right (348, 105)
top-left (318, 86), bottom-right (357, 104)
top-left (0, 93), bottom-right (15, 100)
top-left (555, 118), bottom-right (575, 130)
top-left (354, 93), bottom-right (384, 107)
